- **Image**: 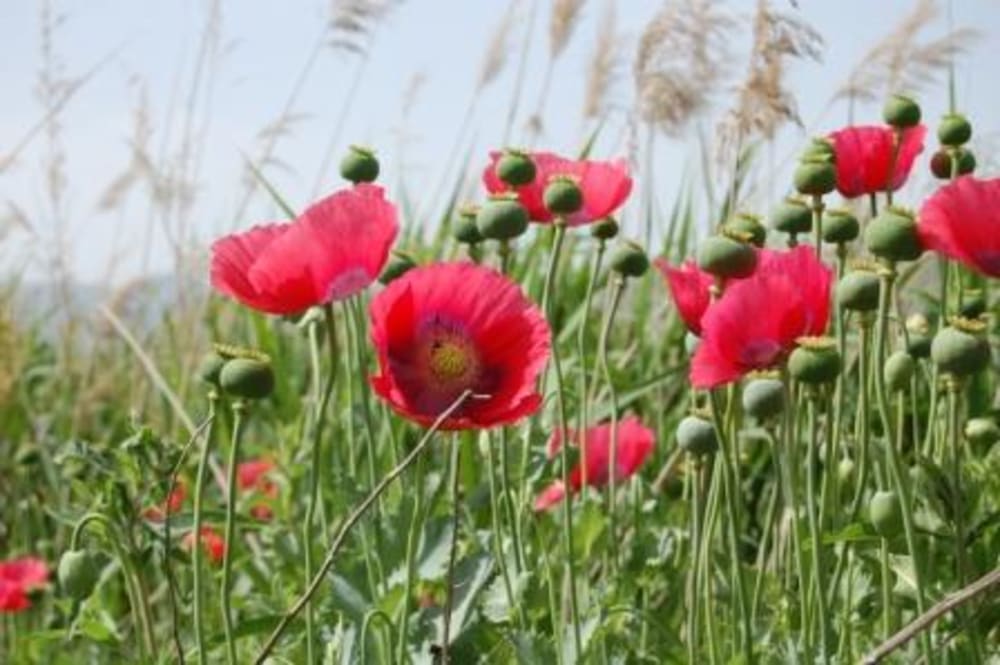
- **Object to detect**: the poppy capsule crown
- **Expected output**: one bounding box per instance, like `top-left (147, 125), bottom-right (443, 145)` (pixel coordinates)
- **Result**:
top-left (369, 262), bottom-right (550, 430)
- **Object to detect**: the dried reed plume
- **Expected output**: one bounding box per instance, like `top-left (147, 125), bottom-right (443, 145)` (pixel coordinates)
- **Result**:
top-left (328, 0), bottom-right (401, 54)
top-left (633, 0), bottom-right (736, 137)
top-left (833, 0), bottom-right (979, 110)
top-left (479, 3), bottom-right (518, 90)
top-left (550, 0), bottom-right (587, 59)
top-left (718, 0), bottom-right (823, 152)
top-left (583, 1), bottom-right (621, 120)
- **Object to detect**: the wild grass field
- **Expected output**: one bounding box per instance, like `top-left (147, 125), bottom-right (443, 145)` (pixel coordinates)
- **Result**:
top-left (1, 0), bottom-right (999, 663)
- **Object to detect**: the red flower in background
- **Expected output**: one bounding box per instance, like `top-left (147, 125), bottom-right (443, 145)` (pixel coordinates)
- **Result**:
top-left (483, 151), bottom-right (632, 225)
top-left (238, 458), bottom-right (279, 521)
top-left (654, 259), bottom-right (715, 335)
top-left (183, 527), bottom-right (226, 564)
top-left (0, 557), bottom-right (49, 612)
top-left (691, 246), bottom-right (832, 388)
top-left (369, 262), bottom-right (550, 430)
top-left (829, 125), bottom-right (926, 198)
top-left (143, 480), bottom-right (186, 522)
top-left (535, 417), bottom-right (655, 511)
top-left (918, 176), bottom-right (1000, 278)
top-left (211, 184), bottom-right (398, 315)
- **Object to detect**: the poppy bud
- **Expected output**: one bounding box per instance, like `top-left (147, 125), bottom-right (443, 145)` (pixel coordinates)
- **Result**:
top-left (959, 290), bottom-right (986, 319)
top-left (836, 268), bottom-right (880, 312)
top-left (725, 212), bottom-right (767, 248)
top-left (794, 159), bottom-right (837, 196)
top-left (379, 251), bottom-right (416, 285)
top-left (609, 240), bottom-right (649, 278)
top-left (697, 233), bottom-right (758, 279)
top-left (58, 549), bottom-right (99, 601)
top-left (742, 376), bottom-right (785, 420)
top-left (788, 337), bottom-right (841, 385)
top-left (884, 351), bottom-right (915, 393)
top-left (837, 457), bottom-right (856, 485)
top-left (543, 176), bottom-right (583, 215)
top-left (930, 319), bottom-right (991, 377)
top-left (801, 137), bottom-right (836, 163)
top-left (822, 208), bottom-right (860, 244)
top-left (868, 490), bottom-right (902, 538)
top-left (930, 147), bottom-right (976, 179)
top-left (864, 207), bottom-right (922, 262)
top-left (676, 415), bottom-right (718, 456)
top-left (937, 113), bottom-right (972, 147)
top-left (964, 417), bottom-right (999, 448)
top-left (905, 313), bottom-right (932, 358)
top-left (476, 195), bottom-right (529, 241)
top-left (453, 205), bottom-right (483, 245)
top-left (496, 149), bottom-right (537, 187)
top-left (220, 357), bottom-right (275, 400)
top-left (882, 94), bottom-right (921, 128)
top-left (197, 352), bottom-right (227, 387)
top-left (591, 217), bottom-right (619, 240)
top-left (339, 145), bottom-right (380, 184)
top-left (770, 197), bottom-right (813, 236)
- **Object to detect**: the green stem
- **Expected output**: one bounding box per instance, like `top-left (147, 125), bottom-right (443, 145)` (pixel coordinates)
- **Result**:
top-left (221, 401), bottom-right (246, 665)
top-left (806, 396), bottom-right (831, 664)
top-left (395, 448), bottom-right (425, 664)
top-left (360, 610), bottom-right (396, 664)
top-left (687, 459), bottom-right (705, 663)
top-left (441, 436), bottom-right (463, 663)
top-left (577, 239), bottom-right (606, 433)
top-left (192, 395), bottom-right (219, 665)
top-left (811, 194), bottom-right (825, 259)
top-left (485, 430), bottom-right (522, 626)
top-left (781, 378), bottom-right (812, 655)
top-left (598, 275), bottom-right (627, 567)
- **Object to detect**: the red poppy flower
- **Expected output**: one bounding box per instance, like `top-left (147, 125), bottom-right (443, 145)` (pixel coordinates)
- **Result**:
top-left (535, 417), bottom-right (655, 511)
top-left (828, 124), bottom-right (926, 199)
top-left (210, 184), bottom-right (398, 315)
top-left (238, 458), bottom-right (279, 520)
top-left (0, 557), bottom-right (49, 612)
top-left (369, 262), bottom-right (550, 430)
top-left (183, 527), bottom-right (226, 564)
top-left (691, 246), bottom-right (832, 388)
top-left (143, 480), bottom-right (186, 522)
top-left (482, 151), bottom-right (632, 225)
top-left (654, 259), bottom-right (715, 335)
top-left (918, 176), bottom-right (1000, 278)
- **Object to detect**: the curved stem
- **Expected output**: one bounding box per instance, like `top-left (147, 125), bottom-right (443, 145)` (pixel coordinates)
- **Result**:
top-left (360, 610), bottom-right (396, 664)
top-left (253, 390), bottom-right (476, 665)
top-left (221, 401), bottom-right (246, 665)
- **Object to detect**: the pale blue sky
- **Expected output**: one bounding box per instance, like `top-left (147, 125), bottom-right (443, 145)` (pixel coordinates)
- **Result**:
top-left (2, 0), bottom-right (998, 284)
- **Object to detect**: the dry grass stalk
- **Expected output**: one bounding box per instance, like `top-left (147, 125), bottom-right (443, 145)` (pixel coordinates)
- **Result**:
top-left (550, 0), bottom-right (586, 59)
top-left (479, 2), bottom-right (518, 91)
top-left (834, 0), bottom-right (979, 106)
top-left (328, 0), bottom-right (401, 54)
top-left (583, 0), bottom-right (620, 120)
top-left (633, 0), bottom-right (737, 137)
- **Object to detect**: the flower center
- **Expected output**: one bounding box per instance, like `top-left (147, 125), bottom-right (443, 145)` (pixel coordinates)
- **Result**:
top-left (430, 340), bottom-right (472, 380)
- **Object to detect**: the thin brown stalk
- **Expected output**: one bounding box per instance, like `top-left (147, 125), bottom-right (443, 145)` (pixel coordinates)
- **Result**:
top-left (583, 0), bottom-right (621, 121)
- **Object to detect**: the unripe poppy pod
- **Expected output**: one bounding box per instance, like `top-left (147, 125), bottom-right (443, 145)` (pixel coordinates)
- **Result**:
top-left (794, 159), bottom-right (836, 196)
top-left (453, 205), bottom-right (483, 245)
top-left (864, 207), bottom-right (922, 262)
top-left (883, 350), bottom-right (915, 393)
top-left (788, 338), bottom-right (841, 385)
top-left (339, 145), bottom-right (380, 184)
top-left (930, 148), bottom-right (975, 179)
top-left (906, 313), bottom-right (932, 358)
top-left (58, 549), bottom-right (99, 601)
top-left (801, 137), bottom-right (836, 163)
top-left (496, 149), bottom-right (537, 187)
top-left (822, 209), bottom-right (860, 244)
top-left (882, 94), bottom-right (921, 128)
top-left (477, 195), bottom-right (529, 241)
top-left (726, 212), bottom-right (766, 248)
top-left (836, 269), bottom-right (880, 312)
top-left (697, 234), bottom-right (757, 279)
top-left (591, 217), bottom-right (619, 240)
top-left (742, 376), bottom-right (785, 420)
top-left (609, 240), bottom-right (649, 278)
top-left (930, 321), bottom-right (990, 377)
top-left (937, 113), bottom-right (972, 147)
top-left (676, 415), bottom-right (718, 456)
top-left (543, 176), bottom-right (584, 216)
top-left (837, 457), bottom-right (856, 486)
top-left (220, 358), bottom-right (275, 400)
top-left (197, 352), bottom-right (227, 387)
top-left (379, 251), bottom-right (417, 285)
top-left (770, 197), bottom-right (813, 235)
top-left (868, 490), bottom-right (903, 538)
top-left (959, 290), bottom-right (986, 319)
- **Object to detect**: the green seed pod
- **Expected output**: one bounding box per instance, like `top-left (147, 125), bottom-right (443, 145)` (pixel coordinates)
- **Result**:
top-left (379, 251), bottom-right (416, 285)
top-left (676, 415), bottom-right (718, 457)
top-left (339, 145), bottom-right (380, 184)
top-left (864, 207), bottom-right (922, 262)
top-left (905, 313), bottom-right (932, 358)
top-left (726, 213), bottom-right (766, 248)
top-left (930, 321), bottom-right (991, 377)
top-left (770, 197), bottom-right (813, 236)
top-left (609, 240), bottom-right (649, 278)
top-left (937, 113), bottom-right (972, 147)
top-left (837, 457), bottom-right (856, 486)
top-left (868, 490), bottom-right (903, 539)
top-left (964, 418), bottom-right (1000, 448)
top-left (959, 290), bottom-right (986, 319)
top-left (476, 195), bottom-right (529, 241)
top-left (883, 351), bottom-right (915, 393)
top-left (496, 149), bottom-right (537, 187)
top-left (801, 137), bottom-right (836, 163)
top-left (836, 270), bottom-right (881, 312)
top-left (794, 159), bottom-right (837, 196)
top-left (543, 176), bottom-right (583, 216)
top-left (882, 94), bottom-right (921, 128)
top-left (822, 208), bottom-right (860, 244)
top-left (453, 205), bottom-right (483, 245)
top-left (788, 339), bottom-right (841, 385)
top-left (197, 352), bottom-right (227, 387)
top-left (697, 234), bottom-right (758, 279)
top-left (742, 377), bottom-right (785, 420)
top-left (58, 549), bottom-right (99, 601)
top-left (591, 217), bottom-right (619, 240)
top-left (930, 147), bottom-right (976, 179)
top-left (219, 358), bottom-right (275, 400)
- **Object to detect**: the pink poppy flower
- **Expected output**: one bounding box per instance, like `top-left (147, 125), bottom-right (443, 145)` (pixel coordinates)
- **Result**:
top-left (210, 184), bottom-right (398, 315)
top-left (183, 527), bottom-right (226, 565)
top-left (691, 246), bottom-right (832, 388)
top-left (829, 125), bottom-right (926, 198)
top-left (918, 176), bottom-right (1000, 278)
top-left (482, 151), bottom-right (632, 226)
top-left (654, 259), bottom-right (715, 335)
top-left (238, 458), bottom-right (279, 521)
top-left (143, 480), bottom-right (186, 522)
top-left (0, 557), bottom-right (49, 612)
top-left (535, 417), bottom-right (655, 511)
top-left (369, 262), bottom-right (550, 430)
